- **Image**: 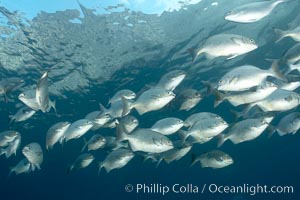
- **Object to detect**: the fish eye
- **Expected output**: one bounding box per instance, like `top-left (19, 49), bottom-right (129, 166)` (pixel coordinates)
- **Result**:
top-left (226, 11), bottom-right (232, 15)
top-left (218, 80), bottom-right (224, 84)
top-left (132, 119), bottom-right (138, 123)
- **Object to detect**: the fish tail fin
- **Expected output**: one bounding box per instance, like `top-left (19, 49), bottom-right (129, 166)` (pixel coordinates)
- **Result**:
top-left (212, 89), bottom-right (226, 107)
top-left (81, 137), bottom-right (88, 152)
top-left (187, 48), bottom-right (201, 63)
top-left (8, 169), bottom-right (13, 177)
top-left (201, 80), bottom-right (214, 95)
top-left (274, 28), bottom-right (286, 43)
top-left (270, 60), bottom-right (287, 82)
top-left (243, 102), bottom-right (256, 115)
top-left (217, 134), bottom-right (226, 147)
top-left (155, 158), bottom-right (163, 168)
top-left (230, 109), bottom-right (244, 121)
top-left (66, 165), bottom-right (73, 174)
top-left (99, 103), bottom-right (108, 113)
top-left (98, 162), bottom-right (103, 175)
top-left (8, 116), bottom-right (15, 126)
top-left (116, 123), bottom-right (128, 142)
top-left (267, 125), bottom-right (276, 138)
top-left (50, 99), bottom-right (57, 114)
top-left (190, 153), bottom-right (199, 167)
top-left (121, 97), bottom-right (134, 117)
top-left (178, 130), bottom-right (189, 142)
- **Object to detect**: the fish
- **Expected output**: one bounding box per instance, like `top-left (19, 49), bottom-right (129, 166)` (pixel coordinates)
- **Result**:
top-left (180, 117), bottom-right (228, 144)
top-left (247, 89), bottom-right (300, 113)
top-left (46, 122), bottom-right (71, 150)
top-left (272, 112), bottom-right (300, 136)
top-left (191, 150), bottom-right (234, 169)
top-left (103, 136), bottom-right (128, 150)
top-left (93, 112), bottom-right (112, 128)
top-left (0, 133), bottom-right (21, 158)
top-left (155, 146), bottom-right (192, 168)
top-left (22, 143), bottom-right (43, 171)
top-left (68, 153), bottom-right (95, 172)
top-left (36, 71), bottom-right (56, 113)
top-left (81, 134), bottom-right (106, 152)
top-left (151, 117), bottom-right (184, 135)
top-left (108, 89), bottom-right (136, 105)
top-left (63, 119), bottom-right (93, 142)
top-left (84, 111), bottom-right (102, 130)
top-left (119, 115), bottom-right (139, 133)
top-left (217, 62), bottom-right (286, 92)
top-left (155, 70), bottom-right (186, 91)
top-left (213, 81), bottom-right (278, 107)
top-left (9, 106), bottom-right (36, 124)
top-left (98, 148), bottom-right (134, 173)
top-left (0, 77), bottom-right (24, 102)
top-left (184, 112), bottom-right (223, 128)
top-left (100, 101), bottom-right (124, 119)
top-left (218, 115), bottom-right (274, 147)
top-left (117, 125), bottom-right (174, 153)
top-left (122, 88), bottom-right (175, 116)
top-left (274, 26), bottom-right (300, 43)
top-left (9, 158), bottom-right (31, 176)
top-left (18, 93), bottom-right (40, 111)
top-left (0, 131), bottom-right (19, 147)
top-left (178, 89), bottom-right (202, 111)
top-left (225, 0), bottom-right (288, 23)
top-left (189, 34), bottom-right (257, 62)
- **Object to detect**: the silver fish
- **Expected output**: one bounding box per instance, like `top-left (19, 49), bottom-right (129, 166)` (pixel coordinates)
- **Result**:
top-left (9, 158), bottom-right (31, 176)
top-left (218, 116), bottom-right (274, 146)
top-left (117, 126), bottom-right (174, 153)
top-left (122, 88), bottom-right (175, 116)
top-left (181, 117), bottom-right (228, 144)
top-left (36, 71), bottom-right (56, 113)
top-left (84, 111), bottom-right (102, 130)
top-left (69, 153), bottom-right (95, 172)
top-left (155, 146), bottom-right (192, 168)
top-left (217, 62), bottom-right (285, 92)
top-left (46, 122), bottom-right (71, 150)
top-left (214, 81), bottom-right (278, 107)
top-left (189, 34), bottom-right (257, 62)
top-left (93, 112), bottom-right (112, 128)
top-left (108, 89), bottom-right (136, 105)
top-left (178, 89), bottom-right (202, 111)
top-left (184, 112), bottom-right (223, 128)
top-left (0, 77), bottom-right (24, 102)
top-left (63, 119), bottom-right (93, 142)
top-left (151, 117), bottom-right (184, 135)
top-left (247, 89), bottom-right (300, 112)
top-left (119, 115), bottom-right (139, 133)
top-left (0, 130), bottom-right (19, 147)
top-left (10, 106), bottom-right (36, 124)
top-left (155, 70), bottom-right (186, 91)
top-left (225, 0), bottom-right (287, 23)
top-left (81, 134), bottom-right (106, 152)
top-left (0, 133), bottom-right (21, 158)
top-left (274, 112), bottom-right (300, 136)
top-left (191, 150), bottom-right (234, 169)
top-left (18, 93), bottom-right (40, 111)
top-left (22, 142), bottom-right (43, 171)
top-left (98, 148), bottom-right (134, 173)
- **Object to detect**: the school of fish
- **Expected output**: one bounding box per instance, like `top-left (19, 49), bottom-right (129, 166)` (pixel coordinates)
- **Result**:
top-left (0, 0), bottom-right (299, 175)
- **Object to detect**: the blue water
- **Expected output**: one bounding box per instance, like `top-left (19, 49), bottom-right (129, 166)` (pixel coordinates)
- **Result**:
top-left (0, 1), bottom-right (300, 200)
